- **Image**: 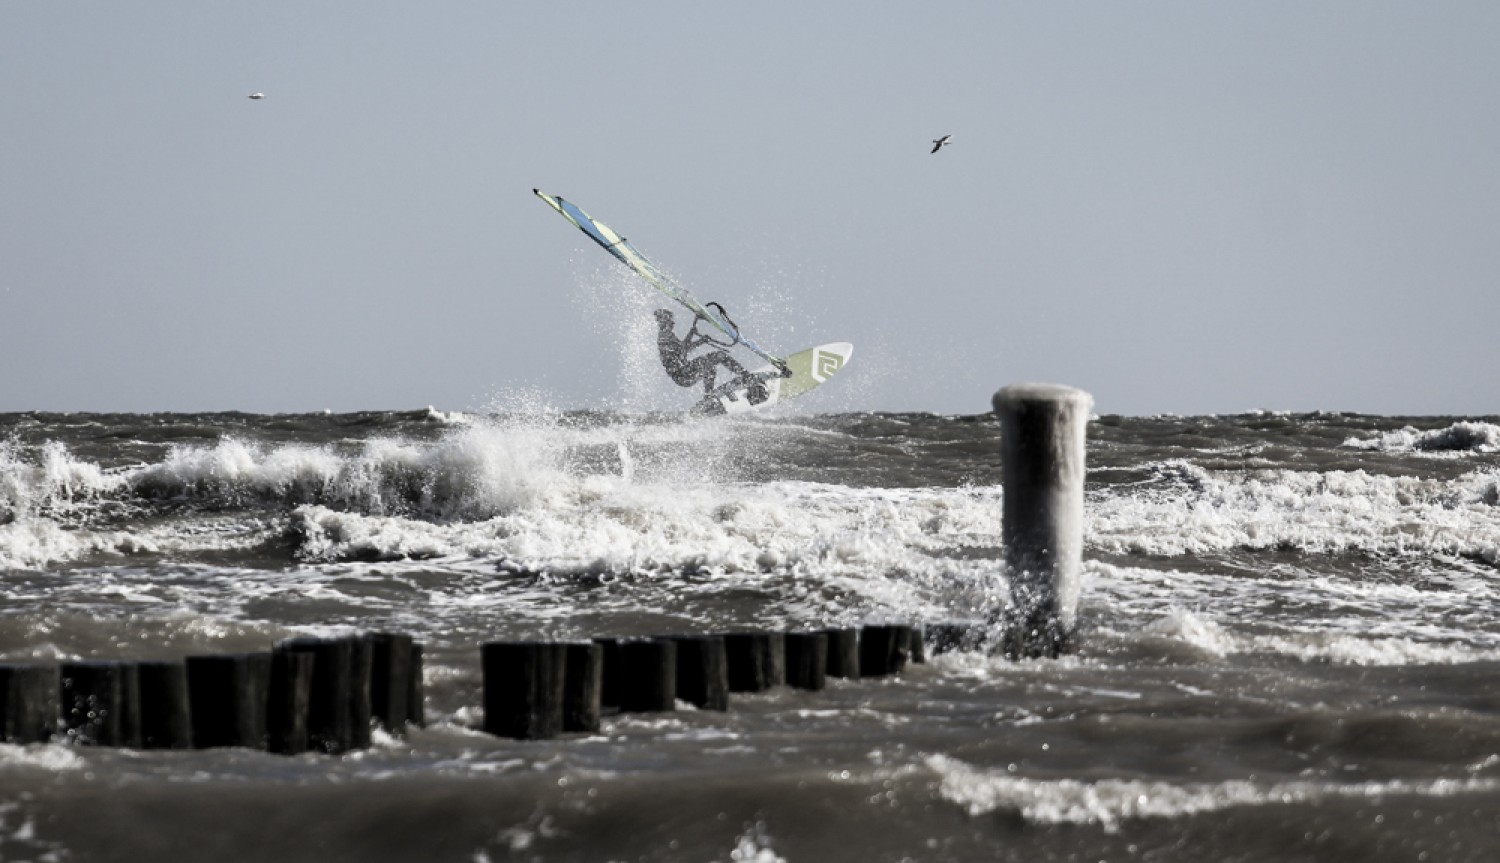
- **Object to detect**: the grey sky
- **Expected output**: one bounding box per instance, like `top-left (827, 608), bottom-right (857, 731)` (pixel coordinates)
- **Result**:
top-left (3, 3), bottom-right (1497, 416)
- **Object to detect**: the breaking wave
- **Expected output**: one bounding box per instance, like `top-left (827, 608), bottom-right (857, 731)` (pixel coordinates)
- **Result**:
top-left (927, 754), bottom-right (1500, 831)
top-left (1342, 421), bottom-right (1500, 454)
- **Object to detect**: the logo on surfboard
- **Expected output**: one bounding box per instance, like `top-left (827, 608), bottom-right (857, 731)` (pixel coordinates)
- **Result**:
top-left (813, 349), bottom-right (845, 383)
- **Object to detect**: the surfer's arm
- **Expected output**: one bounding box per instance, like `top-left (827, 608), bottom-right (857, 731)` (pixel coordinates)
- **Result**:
top-left (684, 317), bottom-right (711, 350)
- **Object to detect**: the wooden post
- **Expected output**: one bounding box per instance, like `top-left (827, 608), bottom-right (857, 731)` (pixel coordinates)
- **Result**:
top-left (278, 636), bottom-right (371, 754)
top-left (822, 628), bottom-right (860, 679)
top-left (483, 641), bottom-right (567, 740)
top-left (784, 632), bottom-right (828, 691)
top-left (724, 632), bottom-right (785, 692)
top-left (992, 383), bottom-right (1092, 658)
top-left (0, 664), bottom-right (58, 744)
top-left (366, 632), bottom-right (414, 734)
top-left (186, 653), bottom-right (271, 750)
top-left (137, 661), bottom-right (192, 749)
top-left (859, 625), bottom-right (911, 677)
top-left (672, 636), bottom-right (729, 711)
top-left (268, 649), bottom-right (314, 755)
top-left (120, 663), bottom-right (143, 748)
top-left (617, 639), bottom-right (676, 713)
top-left (562, 642), bottom-right (603, 733)
top-left (407, 642), bottom-right (426, 728)
top-left (349, 635), bottom-right (373, 749)
top-left (593, 637), bottom-right (625, 711)
top-left (60, 661), bottom-right (139, 747)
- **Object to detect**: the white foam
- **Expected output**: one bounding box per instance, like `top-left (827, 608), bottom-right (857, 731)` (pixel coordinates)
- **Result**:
top-left (0, 742), bottom-right (85, 772)
top-left (0, 439), bottom-right (123, 521)
top-left (1135, 605), bottom-right (1500, 665)
top-left (1089, 462), bottom-right (1500, 560)
top-left (1343, 421), bottom-right (1500, 454)
top-left (286, 477), bottom-right (1005, 622)
top-left (927, 754), bottom-right (1500, 832)
top-left (1089, 556), bottom-right (1500, 664)
top-left (1140, 608), bottom-right (1237, 658)
top-left (726, 822), bottom-right (787, 863)
top-left (126, 418), bottom-right (575, 521)
top-left (0, 519), bottom-right (156, 571)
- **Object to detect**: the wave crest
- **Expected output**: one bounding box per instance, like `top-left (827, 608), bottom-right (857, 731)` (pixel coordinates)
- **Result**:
top-left (1343, 421), bottom-right (1500, 454)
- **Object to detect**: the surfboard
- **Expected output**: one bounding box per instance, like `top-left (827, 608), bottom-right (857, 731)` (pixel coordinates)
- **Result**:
top-left (699, 342), bottom-right (854, 415)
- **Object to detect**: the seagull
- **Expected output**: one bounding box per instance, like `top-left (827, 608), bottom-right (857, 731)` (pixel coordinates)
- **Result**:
top-left (248, 92), bottom-right (265, 100)
top-left (930, 134), bottom-right (952, 154)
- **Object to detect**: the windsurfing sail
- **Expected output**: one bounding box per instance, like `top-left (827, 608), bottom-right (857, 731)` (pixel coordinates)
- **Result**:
top-left (533, 189), bottom-right (786, 371)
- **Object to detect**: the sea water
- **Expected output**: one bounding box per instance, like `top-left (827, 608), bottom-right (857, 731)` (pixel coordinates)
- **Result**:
top-left (1, 407), bottom-right (1499, 861)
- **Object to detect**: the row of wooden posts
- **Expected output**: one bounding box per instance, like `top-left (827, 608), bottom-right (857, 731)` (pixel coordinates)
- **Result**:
top-left (482, 622), bottom-right (979, 740)
top-left (0, 623), bottom-right (982, 749)
top-left (0, 633), bottom-right (423, 752)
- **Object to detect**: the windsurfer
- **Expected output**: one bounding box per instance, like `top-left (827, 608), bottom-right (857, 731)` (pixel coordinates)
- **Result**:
top-left (654, 309), bottom-right (774, 409)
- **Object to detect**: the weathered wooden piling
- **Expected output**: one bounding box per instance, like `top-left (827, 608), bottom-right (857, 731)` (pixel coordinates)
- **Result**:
top-left (724, 632), bottom-right (786, 692)
top-left (60, 660), bottom-right (140, 747)
top-left (594, 637), bottom-right (626, 710)
top-left (483, 641), bottom-right (567, 739)
top-left (822, 628), bottom-right (860, 679)
top-left (120, 664), bottom-right (143, 747)
top-left (366, 632), bottom-right (415, 733)
top-left (562, 641), bottom-right (603, 733)
top-left (278, 636), bottom-right (372, 753)
top-left (784, 632), bottom-right (828, 691)
top-left (910, 625), bottom-right (926, 664)
top-left (672, 635), bottom-right (729, 711)
top-left (186, 653), bottom-right (271, 750)
top-left (407, 642), bottom-right (426, 728)
top-left (348, 636), bottom-right (374, 748)
top-left (136, 661), bottom-right (192, 749)
top-left (992, 383), bottom-right (1092, 658)
top-left (267, 649), bottom-right (314, 754)
top-left (617, 638), bottom-right (676, 713)
top-left (859, 625), bottom-right (911, 677)
top-left (0, 664), bottom-right (58, 744)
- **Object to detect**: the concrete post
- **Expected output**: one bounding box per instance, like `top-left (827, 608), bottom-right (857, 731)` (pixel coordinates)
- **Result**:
top-left (992, 383), bottom-right (1092, 658)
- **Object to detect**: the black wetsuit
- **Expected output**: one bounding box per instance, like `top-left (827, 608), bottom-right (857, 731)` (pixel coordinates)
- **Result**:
top-left (655, 315), bottom-right (748, 390)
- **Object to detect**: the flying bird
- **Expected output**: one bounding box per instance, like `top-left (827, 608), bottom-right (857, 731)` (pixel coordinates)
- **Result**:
top-left (930, 134), bottom-right (952, 154)
top-left (248, 92), bottom-right (265, 100)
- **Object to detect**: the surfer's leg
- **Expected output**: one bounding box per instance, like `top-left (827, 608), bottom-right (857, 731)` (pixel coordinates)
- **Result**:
top-left (689, 357), bottom-right (720, 394)
top-left (693, 394), bottom-right (727, 415)
top-left (707, 353), bottom-right (759, 392)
